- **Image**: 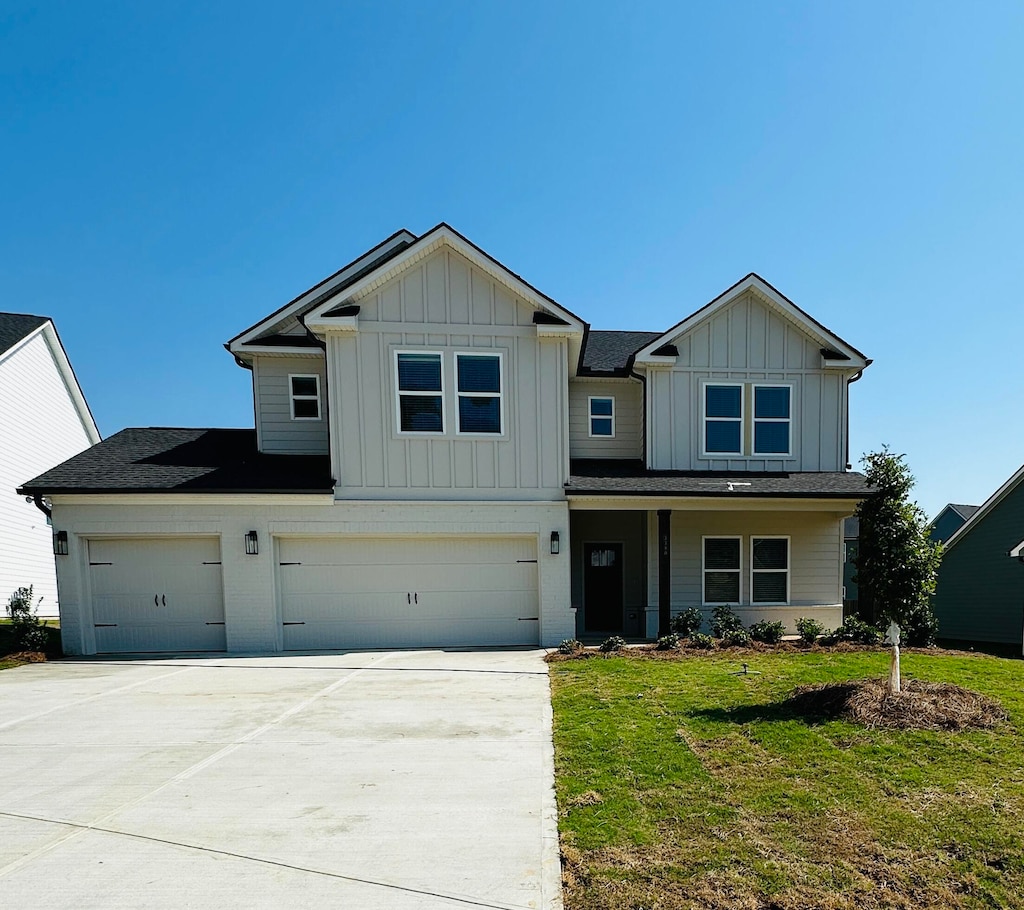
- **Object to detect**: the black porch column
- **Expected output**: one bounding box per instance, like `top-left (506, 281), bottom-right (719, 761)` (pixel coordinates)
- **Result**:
top-left (657, 509), bottom-right (671, 637)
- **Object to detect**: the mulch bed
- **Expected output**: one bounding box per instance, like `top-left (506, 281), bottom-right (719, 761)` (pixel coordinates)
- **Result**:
top-left (1, 650), bottom-right (49, 663)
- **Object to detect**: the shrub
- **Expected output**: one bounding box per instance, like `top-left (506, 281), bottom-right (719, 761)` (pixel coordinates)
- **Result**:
top-left (558, 638), bottom-right (583, 654)
top-left (5, 586), bottom-right (48, 652)
top-left (710, 605), bottom-right (744, 637)
top-left (824, 615), bottom-right (882, 645)
top-left (795, 617), bottom-right (825, 644)
top-left (656, 633), bottom-right (681, 651)
top-left (722, 627), bottom-right (752, 647)
top-left (688, 632), bottom-right (715, 650)
top-left (669, 607), bottom-right (703, 637)
top-left (749, 620), bottom-right (786, 644)
top-left (599, 636), bottom-right (626, 653)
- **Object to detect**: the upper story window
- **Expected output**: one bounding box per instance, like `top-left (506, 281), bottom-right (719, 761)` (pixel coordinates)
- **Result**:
top-left (703, 536), bottom-right (741, 604)
top-left (289, 374), bottom-right (321, 420)
top-left (589, 397), bottom-right (615, 437)
top-left (456, 353), bottom-right (502, 435)
top-left (751, 536), bottom-right (789, 604)
top-left (396, 352), bottom-right (444, 433)
top-left (753, 385), bottom-right (791, 455)
top-left (704, 384), bottom-right (743, 455)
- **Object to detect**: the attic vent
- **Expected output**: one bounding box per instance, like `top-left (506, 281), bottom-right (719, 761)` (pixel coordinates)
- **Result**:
top-left (820, 348), bottom-right (851, 361)
top-left (533, 312), bottom-right (570, 326)
top-left (322, 303), bottom-right (361, 318)
top-left (652, 344), bottom-right (678, 357)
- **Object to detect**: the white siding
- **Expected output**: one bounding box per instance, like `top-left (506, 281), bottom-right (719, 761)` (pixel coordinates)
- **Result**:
top-left (569, 378), bottom-right (643, 460)
top-left (329, 248), bottom-right (569, 499)
top-left (254, 354), bottom-right (329, 454)
top-left (0, 330), bottom-right (96, 615)
top-left (647, 291), bottom-right (848, 471)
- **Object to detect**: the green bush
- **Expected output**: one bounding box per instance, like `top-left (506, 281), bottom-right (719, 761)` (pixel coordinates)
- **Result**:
top-left (749, 620), bottom-right (786, 644)
top-left (795, 617), bottom-right (825, 644)
top-left (710, 605), bottom-right (744, 637)
top-left (5, 586), bottom-right (48, 652)
top-left (722, 627), bottom-right (752, 647)
top-left (824, 615), bottom-right (881, 645)
top-left (656, 633), bottom-right (681, 651)
top-left (669, 608), bottom-right (703, 637)
top-left (599, 636), bottom-right (626, 653)
top-left (688, 632), bottom-right (715, 650)
top-left (558, 638), bottom-right (583, 654)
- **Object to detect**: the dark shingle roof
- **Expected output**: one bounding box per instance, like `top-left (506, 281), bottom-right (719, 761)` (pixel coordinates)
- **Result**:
top-left (566, 460), bottom-right (872, 498)
top-left (0, 313), bottom-right (48, 356)
top-left (950, 503), bottom-right (981, 521)
top-left (18, 428), bottom-right (334, 495)
top-left (580, 331), bottom-right (662, 374)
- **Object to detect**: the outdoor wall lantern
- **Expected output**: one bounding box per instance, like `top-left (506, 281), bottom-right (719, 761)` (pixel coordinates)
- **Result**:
top-left (245, 530), bottom-right (259, 556)
top-left (550, 531), bottom-right (560, 555)
top-left (53, 530), bottom-right (69, 556)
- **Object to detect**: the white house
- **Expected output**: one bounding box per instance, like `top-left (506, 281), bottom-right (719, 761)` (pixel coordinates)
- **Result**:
top-left (2, 314), bottom-right (100, 616)
top-left (20, 225), bottom-right (871, 654)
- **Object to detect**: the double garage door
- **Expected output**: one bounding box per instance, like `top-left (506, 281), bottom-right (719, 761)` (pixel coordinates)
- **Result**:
top-left (86, 535), bottom-right (539, 653)
top-left (278, 536), bottom-right (540, 650)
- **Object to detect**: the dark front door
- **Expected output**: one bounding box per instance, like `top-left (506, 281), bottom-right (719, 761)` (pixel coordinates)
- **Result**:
top-left (584, 543), bottom-right (624, 633)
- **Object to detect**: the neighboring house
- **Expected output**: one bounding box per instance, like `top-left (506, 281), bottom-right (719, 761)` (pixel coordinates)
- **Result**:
top-left (19, 225), bottom-right (871, 655)
top-left (933, 467), bottom-right (1024, 654)
top-left (842, 516), bottom-right (859, 618)
top-left (1, 314), bottom-right (100, 616)
top-left (928, 502), bottom-right (980, 543)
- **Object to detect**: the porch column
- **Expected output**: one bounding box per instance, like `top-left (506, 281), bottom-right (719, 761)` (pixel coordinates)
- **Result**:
top-left (658, 508), bottom-right (671, 637)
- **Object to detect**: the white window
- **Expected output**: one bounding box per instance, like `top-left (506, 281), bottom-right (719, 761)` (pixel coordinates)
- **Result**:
top-left (289, 374), bottom-right (321, 420)
top-left (395, 351), bottom-right (444, 434)
top-left (703, 383), bottom-right (743, 456)
top-left (589, 397), bottom-right (615, 437)
top-left (751, 536), bottom-right (789, 604)
top-left (456, 353), bottom-right (502, 435)
top-left (752, 385), bottom-right (791, 455)
top-left (703, 536), bottom-right (741, 604)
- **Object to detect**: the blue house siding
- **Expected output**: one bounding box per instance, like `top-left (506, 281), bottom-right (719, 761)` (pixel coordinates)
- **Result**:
top-left (929, 509), bottom-right (968, 544)
top-left (932, 480), bottom-right (1024, 649)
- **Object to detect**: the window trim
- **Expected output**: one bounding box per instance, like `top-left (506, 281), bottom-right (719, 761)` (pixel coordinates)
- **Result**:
top-left (700, 381), bottom-right (744, 457)
top-left (751, 383), bottom-right (793, 457)
top-left (394, 350), bottom-right (446, 436)
top-left (702, 535), bottom-right (742, 606)
top-left (750, 535), bottom-right (791, 605)
top-left (588, 396), bottom-right (616, 438)
top-left (454, 351), bottom-right (504, 437)
top-left (288, 373), bottom-right (322, 421)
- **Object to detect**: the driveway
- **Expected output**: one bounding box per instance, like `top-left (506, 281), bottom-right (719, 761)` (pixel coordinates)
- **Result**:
top-left (0, 649), bottom-right (561, 909)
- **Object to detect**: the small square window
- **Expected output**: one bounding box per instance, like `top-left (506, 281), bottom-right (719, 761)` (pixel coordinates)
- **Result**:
top-left (589, 397), bottom-right (615, 437)
top-left (289, 374), bottom-right (321, 421)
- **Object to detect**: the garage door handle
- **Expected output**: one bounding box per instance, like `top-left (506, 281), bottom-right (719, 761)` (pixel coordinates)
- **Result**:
top-left (407, 593), bottom-right (411, 604)
top-left (414, 592), bottom-right (418, 604)
top-left (154, 595), bottom-right (159, 607)
top-left (162, 595), bottom-right (166, 607)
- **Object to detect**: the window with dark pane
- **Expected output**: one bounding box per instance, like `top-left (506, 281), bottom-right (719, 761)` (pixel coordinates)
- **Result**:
top-left (752, 537), bottom-right (789, 603)
top-left (589, 397), bottom-right (614, 437)
top-left (704, 384), bottom-right (742, 454)
top-left (703, 537), bottom-right (740, 603)
top-left (289, 374), bottom-right (320, 420)
top-left (456, 354), bottom-right (501, 434)
top-left (396, 352), bottom-right (443, 432)
top-left (752, 385), bottom-right (790, 455)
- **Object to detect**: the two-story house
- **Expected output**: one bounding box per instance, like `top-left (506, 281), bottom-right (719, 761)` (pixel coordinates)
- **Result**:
top-left (19, 224), bottom-right (871, 655)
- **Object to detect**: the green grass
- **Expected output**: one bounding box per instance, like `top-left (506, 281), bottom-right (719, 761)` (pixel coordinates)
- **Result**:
top-left (550, 650), bottom-right (1024, 909)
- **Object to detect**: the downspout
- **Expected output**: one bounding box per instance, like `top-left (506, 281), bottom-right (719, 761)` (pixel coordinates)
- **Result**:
top-left (31, 494), bottom-right (51, 519)
top-left (845, 366), bottom-right (867, 470)
top-left (629, 368), bottom-right (648, 465)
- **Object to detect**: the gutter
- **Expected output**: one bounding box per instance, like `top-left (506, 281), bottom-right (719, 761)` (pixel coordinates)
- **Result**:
top-left (30, 494), bottom-right (51, 519)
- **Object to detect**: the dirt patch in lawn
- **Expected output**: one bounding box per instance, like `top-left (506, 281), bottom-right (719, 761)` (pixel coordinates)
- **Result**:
top-left (788, 677), bottom-right (1007, 731)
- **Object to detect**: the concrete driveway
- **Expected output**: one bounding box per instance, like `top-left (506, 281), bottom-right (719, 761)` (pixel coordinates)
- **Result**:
top-left (0, 649), bottom-right (561, 909)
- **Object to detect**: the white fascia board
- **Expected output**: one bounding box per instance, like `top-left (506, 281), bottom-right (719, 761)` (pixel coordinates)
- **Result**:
top-left (50, 493), bottom-right (336, 506)
top-left (234, 346), bottom-right (325, 358)
top-left (944, 462), bottom-right (1024, 552)
top-left (228, 230), bottom-right (418, 353)
top-left (303, 313), bottom-right (359, 335)
top-left (34, 322), bottom-right (101, 444)
top-left (632, 274), bottom-right (868, 370)
top-left (566, 495), bottom-right (863, 512)
top-left (1009, 540), bottom-right (1024, 558)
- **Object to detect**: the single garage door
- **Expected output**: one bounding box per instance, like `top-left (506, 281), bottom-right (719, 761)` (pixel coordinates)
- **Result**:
top-left (278, 536), bottom-right (539, 650)
top-left (89, 537), bottom-right (226, 653)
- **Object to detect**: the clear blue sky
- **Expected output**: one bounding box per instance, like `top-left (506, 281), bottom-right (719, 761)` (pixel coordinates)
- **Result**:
top-left (3, 1), bottom-right (1021, 517)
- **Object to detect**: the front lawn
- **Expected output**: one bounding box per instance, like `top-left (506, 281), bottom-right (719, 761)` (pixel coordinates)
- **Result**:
top-left (550, 649), bottom-right (1024, 909)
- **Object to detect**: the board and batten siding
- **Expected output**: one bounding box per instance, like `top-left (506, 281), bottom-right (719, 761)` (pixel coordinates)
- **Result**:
top-left (646, 509), bottom-right (845, 632)
top-left (253, 354), bottom-right (329, 454)
top-left (647, 290), bottom-right (848, 471)
top-left (933, 480), bottom-right (1024, 648)
top-left (328, 248), bottom-right (569, 499)
top-left (0, 329), bottom-right (97, 614)
top-left (569, 378), bottom-right (643, 460)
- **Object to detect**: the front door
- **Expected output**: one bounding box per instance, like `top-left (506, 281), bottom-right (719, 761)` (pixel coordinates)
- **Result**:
top-left (584, 543), bottom-right (624, 633)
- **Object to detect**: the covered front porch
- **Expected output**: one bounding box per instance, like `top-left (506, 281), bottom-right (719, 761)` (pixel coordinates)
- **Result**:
top-left (568, 492), bottom-right (862, 641)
